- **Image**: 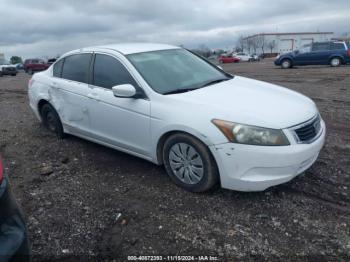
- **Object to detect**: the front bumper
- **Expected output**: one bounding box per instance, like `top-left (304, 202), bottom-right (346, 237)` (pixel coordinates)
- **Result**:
top-left (274, 59), bottom-right (281, 66)
top-left (0, 176), bottom-right (30, 261)
top-left (209, 120), bottom-right (326, 191)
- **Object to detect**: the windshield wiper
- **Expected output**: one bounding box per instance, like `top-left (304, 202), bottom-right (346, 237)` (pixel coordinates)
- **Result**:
top-left (163, 78), bottom-right (231, 95)
top-left (200, 78), bottom-right (230, 88)
top-left (163, 88), bottom-right (200, 95)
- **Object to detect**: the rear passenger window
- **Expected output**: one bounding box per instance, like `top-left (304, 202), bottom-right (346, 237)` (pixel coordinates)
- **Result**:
top-left (312, 43), bottom-right (330, 52)
top-left (93, 54), bottom-right (137, 89)
top-left (330, 43), bottom-right (345, 50)
top-left (53, 59), bottom-right (64, 77)
top-left (61, 54), bottom-right (92, 83)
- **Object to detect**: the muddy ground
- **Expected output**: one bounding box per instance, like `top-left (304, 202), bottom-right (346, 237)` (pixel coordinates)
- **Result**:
top-left (0, 60), bottom-right (349, 261)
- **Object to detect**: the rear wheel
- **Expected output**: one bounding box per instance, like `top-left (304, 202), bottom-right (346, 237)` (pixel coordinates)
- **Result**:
top-left (281, 59), bottom-right (292, 69)
top-left (163, 133), bottom-right (219, 192)
top-left (28, 69), bottom-right (33, 75)
top-left (330, 57), bottom-right (341, 67)
top-left (40, 103), bottom-right (65, 139)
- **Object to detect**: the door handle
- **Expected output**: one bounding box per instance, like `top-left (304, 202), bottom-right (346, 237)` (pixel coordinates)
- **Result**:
top-left (87, 93), bottom-right (99, 101)
top-left (51, 82), bottom-right (59, 89)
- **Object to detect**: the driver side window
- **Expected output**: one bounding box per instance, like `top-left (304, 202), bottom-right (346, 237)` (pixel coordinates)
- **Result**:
top-left (299, 44), bottom-right (311, 54)
top-left (92, 54), bottom-right (137, 89)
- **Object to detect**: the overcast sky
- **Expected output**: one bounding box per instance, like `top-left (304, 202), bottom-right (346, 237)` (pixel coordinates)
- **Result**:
top-left (0, 0), bottom-right (349, 59)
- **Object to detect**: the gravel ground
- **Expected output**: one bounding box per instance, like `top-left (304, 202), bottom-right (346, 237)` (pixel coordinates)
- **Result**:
top-left (0, 60), bottom-right (349, 261)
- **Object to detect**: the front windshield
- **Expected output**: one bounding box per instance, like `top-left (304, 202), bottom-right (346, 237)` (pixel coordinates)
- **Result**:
top-left (127, 49), bottom-right (230, 94)
top-left (0, 59), bottom-right (10, 65)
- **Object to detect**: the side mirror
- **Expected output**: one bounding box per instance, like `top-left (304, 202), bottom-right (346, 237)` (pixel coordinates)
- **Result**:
top-left (112, 84), bottom-right (137, 98)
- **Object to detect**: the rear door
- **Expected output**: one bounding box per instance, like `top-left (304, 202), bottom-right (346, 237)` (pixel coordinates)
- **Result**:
top-left (311, 42), bottom-right (331, 64)
top-left (38, 59), bottom-right (48, 70)
top-left (51, 53), bottom-right (93, 135)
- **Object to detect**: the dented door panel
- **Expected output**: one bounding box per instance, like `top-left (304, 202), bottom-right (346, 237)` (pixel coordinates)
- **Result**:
top-left (51, 78), bottom-right (92, 134)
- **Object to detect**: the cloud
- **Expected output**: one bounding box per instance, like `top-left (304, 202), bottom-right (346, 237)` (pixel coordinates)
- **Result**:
top-left (0, 0), bottom-right (349, 58)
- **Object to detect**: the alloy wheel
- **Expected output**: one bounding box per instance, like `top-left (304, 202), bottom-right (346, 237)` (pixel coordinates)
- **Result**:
top-left (331, 58), bottom-right (340, 67)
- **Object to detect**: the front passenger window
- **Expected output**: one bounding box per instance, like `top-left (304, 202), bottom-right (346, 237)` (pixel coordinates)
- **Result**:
top-left (93, 54), bottom-right (137, 89)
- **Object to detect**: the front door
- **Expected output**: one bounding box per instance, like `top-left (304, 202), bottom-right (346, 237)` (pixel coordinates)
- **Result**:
top-left (87, 53), bottom-right (151, 157)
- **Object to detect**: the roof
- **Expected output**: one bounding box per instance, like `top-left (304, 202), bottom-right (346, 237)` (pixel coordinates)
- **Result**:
top-left (93, 43), bottom-right (180, 55)
top-left (243, 32), bottom-right (334, 40)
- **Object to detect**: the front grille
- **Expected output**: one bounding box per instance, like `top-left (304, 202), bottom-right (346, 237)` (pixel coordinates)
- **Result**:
top-left (294, 115), bottom-right (321, 143)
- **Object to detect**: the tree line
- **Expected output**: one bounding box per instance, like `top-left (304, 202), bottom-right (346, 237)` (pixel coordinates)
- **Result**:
top-left (237, 35), bottom-right (276, 55)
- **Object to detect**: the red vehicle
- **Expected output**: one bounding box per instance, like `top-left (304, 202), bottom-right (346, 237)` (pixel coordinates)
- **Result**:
top-left (218, 55), bottom-right (240, 64)
top-left (23, 59), bottom-right (50, 75)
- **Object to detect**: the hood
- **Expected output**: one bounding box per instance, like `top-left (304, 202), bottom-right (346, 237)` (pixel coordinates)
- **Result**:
top-left (167, 76), bottom-right (318, 129)
top-left (0, 65), bottom-right (16, 68)
top-left (280, 52), bottom-right (294, 58)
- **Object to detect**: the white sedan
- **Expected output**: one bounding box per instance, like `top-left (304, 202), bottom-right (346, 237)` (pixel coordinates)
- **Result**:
top-left (28, 43), bottom-right (326, 192)
top-left (233, 52), bottom-right (253, 62)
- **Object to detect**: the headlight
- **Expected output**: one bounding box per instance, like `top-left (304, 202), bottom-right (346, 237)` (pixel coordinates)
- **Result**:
top-left (212, 119), bottom-right (290, 146)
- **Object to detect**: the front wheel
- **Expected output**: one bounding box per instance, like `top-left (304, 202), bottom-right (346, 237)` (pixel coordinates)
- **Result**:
top-left (40, 103), bottom-right (65, 139)
top-left (281, 59), bottom-right (292, 69)
top-left (163, 133), bottom-right (219, 192)
top-left (330, 57), bottom-right (341, 67)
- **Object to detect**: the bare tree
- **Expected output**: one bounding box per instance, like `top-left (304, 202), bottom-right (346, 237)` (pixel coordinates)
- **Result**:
top-left (256, 35), bottom-right (266, 55)
top-left (251, 38), bottom-right (259, 54)
top-left (267, 40), bottom-right (276, 54)
top-left (192, 44), bottom-right (212, 58)
top-left (237, 35), bottom-right (245, 52)
top-left (246, 38), bottom-right (254, 54)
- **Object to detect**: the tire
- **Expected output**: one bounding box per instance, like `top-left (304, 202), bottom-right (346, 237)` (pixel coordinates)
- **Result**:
top-left (281, 59), bottom-right (292, 69)
top-left (330, 57), bottom-right (341, 67)
top-left (40, 103), bottom-right (65, 139)
top-left (11, 73), bottom-right (17, 76)
top-left (28, 69), bottom-right (33, 75)
top-left (163, 133), bottom-right (219, 192)
top-left (0, 71), bottom-right (3, 77)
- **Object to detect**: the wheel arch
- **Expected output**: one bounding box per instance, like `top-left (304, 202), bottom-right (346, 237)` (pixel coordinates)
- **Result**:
top-left (281, 57), bottom-right (293, 65)
top-left (38, 99), bottom-right (50, 114)
top-left (329, 55), bottom-right (344, 64)
top-left (155, 129), bottom-right (217, 165)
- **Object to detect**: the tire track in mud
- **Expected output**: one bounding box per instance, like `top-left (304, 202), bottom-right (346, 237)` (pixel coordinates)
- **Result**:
top-left (0, 89), bottom-right (27, 95)
top-left (280, 184), bottom-right (350, 214)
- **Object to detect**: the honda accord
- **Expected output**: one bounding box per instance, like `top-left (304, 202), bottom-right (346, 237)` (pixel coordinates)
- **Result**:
top-left (28, 43), bottom-right (326, 192)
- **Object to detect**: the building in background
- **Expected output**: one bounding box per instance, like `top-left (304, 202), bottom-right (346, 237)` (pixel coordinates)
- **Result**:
top-left (242, 32), bottom-right (334, 57)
